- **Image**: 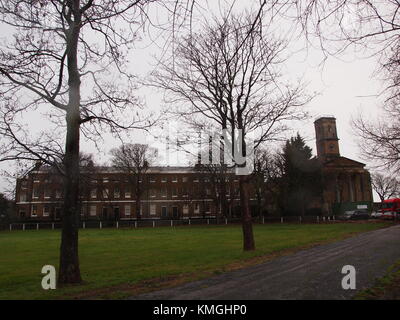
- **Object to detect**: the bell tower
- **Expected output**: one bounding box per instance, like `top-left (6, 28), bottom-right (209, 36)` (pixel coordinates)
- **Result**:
top-left (314, 116), bottom-right (340, 161)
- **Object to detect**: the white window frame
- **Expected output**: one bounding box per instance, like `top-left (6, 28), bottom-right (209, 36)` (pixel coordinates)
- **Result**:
top-left (125, 205), bottom-right (131, 216)
top-left (90, 205), bottom-right (97, 216)
top-left (150, 204), bottom-right (157, 215)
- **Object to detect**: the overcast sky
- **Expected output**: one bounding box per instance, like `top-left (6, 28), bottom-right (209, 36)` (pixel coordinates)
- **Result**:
top-left (0, 1), bottom-right (385, 201)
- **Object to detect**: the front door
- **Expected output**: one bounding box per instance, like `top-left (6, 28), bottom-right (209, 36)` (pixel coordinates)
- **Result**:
top-left (172, 206), bottom-right (178, 219)
top-left (161, 206), bottom-right (167, 218)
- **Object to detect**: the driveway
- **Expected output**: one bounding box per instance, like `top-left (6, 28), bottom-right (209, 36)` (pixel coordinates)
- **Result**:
top-left (130, 224), bottom-right (400, 300)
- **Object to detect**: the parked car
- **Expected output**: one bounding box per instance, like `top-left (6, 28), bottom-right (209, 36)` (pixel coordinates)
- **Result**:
top-left (371, 211), bottom-right (382, 219)
top-left (381, 211), bottom-right (398, 220)
top-left (341, 211), bottom-right (355, 220)
top-left (347, 210), bottom-right (370, 220)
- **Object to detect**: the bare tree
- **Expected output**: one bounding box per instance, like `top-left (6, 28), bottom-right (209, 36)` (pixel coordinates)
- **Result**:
top-left (110, 144), bottom-right (157, 219)
top-left (151, 11), bottom-right (311, 250)
top-left (0, 0), bottom-right (196, 284)
top-left (371, 172), bottom-right (399, 202)
top-left (287, 1), bottom-right (400, 172)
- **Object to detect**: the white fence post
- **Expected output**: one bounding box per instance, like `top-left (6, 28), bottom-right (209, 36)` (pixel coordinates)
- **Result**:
top-left (317, 216), bottom-right (319, 224)
top-left (83, 221), bottom-right (86, 229)
top-left (116, 221), bottom-right (119, 229)
top-left (152, 220), bottom-right (155, 228)
top-left (207, 219), bottom-right (210, 225)
top-left (36, 223), bottom-right (39, 230)
top-left (9, 224), bottom-right (12, 231)
top-left (225, 218), bottom-right (228, 225)
top-left (135, 221), bottom-right (137, 228)
top-left (299, 216), bottom-right (302, 224)
top-left (23, 223), bottom-right (25, 231)
top-left (281, 217), bottom-right (283, 224)
top-left (189, 219), bottom-right (191, 225)
top-left (99, 221), bottom-right (102, 229)
top-left (262, 216), bottom-right (265, 224)
top-left (170, 220), bottom-right (173, 227)
top-left (52, 223), bottom-right (55, 230)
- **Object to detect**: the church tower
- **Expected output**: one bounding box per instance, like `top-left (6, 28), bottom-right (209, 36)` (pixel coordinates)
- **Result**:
top-left (314, 116), bottom-right (340, 161)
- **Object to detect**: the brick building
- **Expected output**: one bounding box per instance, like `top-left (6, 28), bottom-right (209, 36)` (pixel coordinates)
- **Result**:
top-left (314, 116), bottom-right (373, 215)
top-left (15, 165), bottom-right (248, 221)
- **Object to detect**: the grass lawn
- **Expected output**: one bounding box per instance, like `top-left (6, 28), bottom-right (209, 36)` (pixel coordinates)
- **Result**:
top-left (0, 222), bottom-right (391, 299)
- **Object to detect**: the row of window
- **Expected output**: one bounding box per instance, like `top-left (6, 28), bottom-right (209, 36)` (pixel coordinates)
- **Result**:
top-left (23, 175), bottom-right (239, 185)
top-left (21, 186), bottom-right (239, 201)
top-left (26, 203), bottom-right (211, 217)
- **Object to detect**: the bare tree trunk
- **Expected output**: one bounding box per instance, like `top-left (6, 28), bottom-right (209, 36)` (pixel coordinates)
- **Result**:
top-left (240, 176), bottom-right (255, 251)
top-left (58, 16), bottom-right (82, 284)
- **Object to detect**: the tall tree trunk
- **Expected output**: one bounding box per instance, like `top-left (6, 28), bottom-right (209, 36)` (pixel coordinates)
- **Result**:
top-left (59, 109), bottom-right (82, 284)
top-left (240, 176), bottom-right (255, 251)
top-left (58, 14), bottom-right (82, 284)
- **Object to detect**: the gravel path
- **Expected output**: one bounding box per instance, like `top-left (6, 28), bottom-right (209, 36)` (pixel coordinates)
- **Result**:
top-left (130, 224), bottom-right (400, 300)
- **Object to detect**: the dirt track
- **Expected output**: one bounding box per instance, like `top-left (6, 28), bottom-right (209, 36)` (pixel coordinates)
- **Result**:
top-left (130, 224), bottom-right (400, 300)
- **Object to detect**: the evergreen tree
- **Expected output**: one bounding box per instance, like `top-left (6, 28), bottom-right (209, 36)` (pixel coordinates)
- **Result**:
top-left (279, 134), bottom-right (322, 216)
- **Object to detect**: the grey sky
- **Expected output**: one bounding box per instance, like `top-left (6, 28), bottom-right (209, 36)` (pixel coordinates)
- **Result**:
top-left (0, 1), bottom-right (385, 201)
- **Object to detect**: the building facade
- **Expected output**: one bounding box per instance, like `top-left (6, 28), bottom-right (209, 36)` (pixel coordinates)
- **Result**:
top-left (15, 165), bottom-right (249, 221)
top-left (314, 116), bottom-right (373, 215)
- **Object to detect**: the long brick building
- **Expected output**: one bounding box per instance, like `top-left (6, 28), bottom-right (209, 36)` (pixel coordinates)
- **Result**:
top-left (15, 165), bottom-right (247, 221)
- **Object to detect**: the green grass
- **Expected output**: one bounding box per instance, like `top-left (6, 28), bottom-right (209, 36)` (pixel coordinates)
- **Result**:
top-left (0, 222), bottom-right (391, 299)
top-left (355, 259), bottom-right (400, 300)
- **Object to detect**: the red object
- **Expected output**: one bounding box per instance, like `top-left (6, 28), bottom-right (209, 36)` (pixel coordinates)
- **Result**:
top-left (380, 198), bottom-right (400, 220)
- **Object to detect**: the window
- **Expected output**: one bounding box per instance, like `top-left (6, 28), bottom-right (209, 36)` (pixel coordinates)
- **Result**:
top-left (193, 177), bottom-right (199, 182)
top-left (31, 205), bottom-right (38, 217)
top-left (114, 187), bottom-right (120, 199)
top-left (182, 176), bottom-right (188, 182)
top-left (172, 188), bottom-right (178, 197)
top-left (90, 205), bottom-right (97, 216)
top-left (80, 206), bottom-right (86, 216)
top-left (206, 188), bottom-right (211, 195)
top-left (205, 204), bottom-right (211, 213)
top-left (43, 205), bottom-right (50, 217)
top-left (150, 189), bottom-right (156, 198)
top-left (204, 177), bottom-right (210, 183)
top-left (90, 188), bottom-right (97, 199)
top-left (103, 177), bottom-right (109, 183)
top-left (125, 205), bottom-right (131, 216)
top-left (150, 176), bottom-right (156, 183)
top-left (32, 187), bottom-right (39, 199)
top-left (20, 192), bottom-right (27, 202)
top-left (183, 204), bottom-right (189, 215)
top-left (125, 187), bottom-right (131, 198)
top-left (102, 188), bottom-right (109, 198)
top-left (56, 189), bottom-right (62, 199)
top-left (161, 177), bottom-right (167, 183)
top-left (44, 188), bottom-right (51, 199)
top-left (161, 188), bottom-right (167, 198)
top-left (172, 176), bottom-right (178, 183)
top-left (194, 204), bottom-right (200, 214)
top-left (182, 187), bottom-right (188, 197)
top-left (150, 204), bottom-right (157, 215)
